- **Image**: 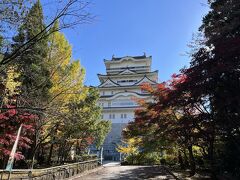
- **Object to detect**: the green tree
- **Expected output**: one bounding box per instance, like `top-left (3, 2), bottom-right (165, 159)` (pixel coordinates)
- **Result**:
top-left (12, 0), bottom-right (52, 104)
top-left (94, 120), bottom-right (111, 149)
top-left (0, 0), bottom-right (31, 46)
top-left (183, 0), bottom-right (240, 176)
top-left (0, 1), bottom-right (96, 166)
top-left (117, 137), bottom-right (141, 165)
top-left (43, 22), bottom-right (86, 163)
top-left (55, 87), bottom-right (111, 163)
top-left (10, 0), bottom-right (52, 166)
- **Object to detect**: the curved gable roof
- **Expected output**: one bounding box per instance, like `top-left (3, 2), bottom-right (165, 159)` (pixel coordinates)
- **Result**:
top-left (134, 75), bottom-right (157, 85)
top-left (119, 68), bottom-right (137, 75)
top-left (100, 91), bottom-right (150, 100)
top-left (104, 55), bottom-right (151, 64)
top-left (98, 78), bottom-right (119, 88)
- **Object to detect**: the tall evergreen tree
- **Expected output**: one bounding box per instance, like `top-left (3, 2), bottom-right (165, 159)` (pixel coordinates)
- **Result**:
top-left (10, 0), bottom-right (52, 164)
top-left (12, 0), bottom-right (52, 106)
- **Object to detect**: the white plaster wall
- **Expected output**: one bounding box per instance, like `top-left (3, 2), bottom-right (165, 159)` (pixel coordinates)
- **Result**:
top-left (109, 60), bottom-right (148, 69)
top-left (102, 110), bottom-right (134, 123)
top-left (98, 92), bottom-right (152, 108)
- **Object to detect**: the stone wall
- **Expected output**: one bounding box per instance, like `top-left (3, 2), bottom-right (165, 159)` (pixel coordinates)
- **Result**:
top-left (0, 159), bottom-right (100, 180)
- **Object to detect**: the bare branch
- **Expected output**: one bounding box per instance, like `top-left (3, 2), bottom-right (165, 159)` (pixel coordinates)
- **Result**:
top-left (0, 0), bottom-right (95, 66)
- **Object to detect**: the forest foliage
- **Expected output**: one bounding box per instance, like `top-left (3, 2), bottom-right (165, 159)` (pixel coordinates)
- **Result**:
top-left (122, 0), bottom-right (240, 178)
top-left (0, 0), bottom-right (110, 168)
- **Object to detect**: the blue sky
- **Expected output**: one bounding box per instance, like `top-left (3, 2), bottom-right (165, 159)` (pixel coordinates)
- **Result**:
top-left (59, 0), bottom-right (209, 86)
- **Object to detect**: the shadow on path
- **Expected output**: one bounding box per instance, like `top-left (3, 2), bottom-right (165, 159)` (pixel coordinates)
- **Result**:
top-left (108, 166), bottom-right (175, 180)
top-left (73, 165), bottom-right (176, 180)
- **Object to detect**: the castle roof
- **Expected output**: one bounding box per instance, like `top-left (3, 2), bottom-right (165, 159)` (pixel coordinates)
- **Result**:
top-left (104, 54), bottom-right (151, 63)
top-left (100, 90), bottom-right (151, 99)
top-left (98, 74), bottom-right (157, 88)
top-left (111, 55), bottom-right (147, 61)
top-left (97, 70), bottom-right (158, 77)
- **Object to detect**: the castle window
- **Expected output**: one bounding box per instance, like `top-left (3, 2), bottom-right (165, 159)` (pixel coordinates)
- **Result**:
top-left (109, 114), bottom-right (115, 119)
top-left (121, 114), bottom-right (127, 119)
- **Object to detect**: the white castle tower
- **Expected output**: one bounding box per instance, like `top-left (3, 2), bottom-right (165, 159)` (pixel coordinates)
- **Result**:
top-left (97, 54), bottom-right (158, 160)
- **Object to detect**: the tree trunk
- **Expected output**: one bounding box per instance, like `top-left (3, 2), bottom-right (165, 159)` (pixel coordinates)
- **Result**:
top-left (59, 140), bottom-right (67, 164)
top-left (47, 125), bottom-right (58, 165)
top-left (63, 146), bottom-right (72, 163)
top-left (183, 149), bottom-right (189, 168)
top-left (47, 142), bottom-right (54, 165)
top-left (29, 129), bottom-right (40, 169)
top-left (2, 157), bottom-right (8, 169)
top-left (187, 145), bottom-right (196, 176)
top-left (131, 153), bottom-right (134, 165)
top-left (209, 138), bottom-right (217, 179)
top-left (57, 141), bottom-right (65, 164)
top-left (178, 150), bottom-right (185, 169)
top-left (57, 145), bottom-right (61, 164)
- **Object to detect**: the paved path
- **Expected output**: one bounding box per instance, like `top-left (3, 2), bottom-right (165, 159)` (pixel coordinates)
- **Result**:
top-left (72, 162), bottom-right (176, 180)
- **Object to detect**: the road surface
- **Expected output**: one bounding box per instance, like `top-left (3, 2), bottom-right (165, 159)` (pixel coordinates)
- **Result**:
top-left (72, 161), bottom-right (176, 180)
